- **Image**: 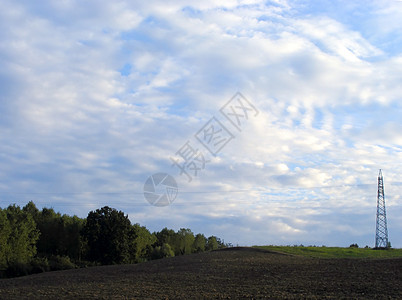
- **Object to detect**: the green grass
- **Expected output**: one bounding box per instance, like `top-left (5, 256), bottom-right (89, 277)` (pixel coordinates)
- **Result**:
top-left (253, 246), bottom-right (402, 259)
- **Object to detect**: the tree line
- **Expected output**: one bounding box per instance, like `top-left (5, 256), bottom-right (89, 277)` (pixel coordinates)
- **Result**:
top-left (0, 201), bottom-right (227, 278)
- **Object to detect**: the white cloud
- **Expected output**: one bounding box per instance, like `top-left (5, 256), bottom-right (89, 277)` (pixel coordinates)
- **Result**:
top-left (0, 0), bottom-right (401, 247)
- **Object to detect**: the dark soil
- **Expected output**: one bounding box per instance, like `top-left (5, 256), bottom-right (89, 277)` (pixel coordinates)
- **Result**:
top-left (0, 247), bottom-right (401, 299)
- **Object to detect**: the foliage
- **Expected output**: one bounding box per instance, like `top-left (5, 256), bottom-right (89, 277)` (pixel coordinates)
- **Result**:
top-left (48, 255), bottom-right (77, 271)
top-left (0, 204), bottom-right (40, 268)
top-left (29, 202), bottom-right (84, 260)
top-left (152, 243), bottom-right (175, 259)
top-left (206, 236), bottom-right (219, 251)
top-left (0, 201), bottom-right (228, 278)
top-left (30, 257), bottom-right (50, 274)
top-left (130, 223), bottom-right (156, 262)
top-left (154, 227), bottom-right (176, 248)
top-left (161, 243), bottom-right (175, 258)
top-left (5, 261), bottom-right (32, 278)
top-left (81, 206), bottom-right (133, 265)
top-left (177, 228), bottom-right (195, 255)
top-left (193, 233), bottom-right (207, 253)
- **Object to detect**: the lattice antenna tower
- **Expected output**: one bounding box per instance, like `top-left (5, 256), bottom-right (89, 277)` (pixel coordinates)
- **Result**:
top-left (375, 169), bottom-right (389, 249)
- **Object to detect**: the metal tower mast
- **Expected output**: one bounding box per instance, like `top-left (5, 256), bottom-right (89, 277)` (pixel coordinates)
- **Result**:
top-left (375, 169), bottom-right (389, 249)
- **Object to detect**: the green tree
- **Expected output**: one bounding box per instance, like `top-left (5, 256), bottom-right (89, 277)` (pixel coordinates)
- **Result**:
top-left (0, 205), bottom-right (40, 267)
top-left (193, 233), bottom-right (207, 253)
top-left (60, 215), bottom-right (85, 260)
top-left (216, 237), bottom-right (227, 249)
top-left (34, 207), bottom-right (62, 256)
top-left (0, 208), bottom-right (11, 269)
top-left (130, 223), bottom-right (156, 262)
top-left (22, 201), bottom-right (40, 219)
top-left (24, 203), bottom-right (84, 260)
top-left (177, 228), bottom-right (195, 255)
top-left (155, 227), bottom-right (178, 254)
top-left (206, 235), bottom-right (219, 251)
top-left (81, 206), bottom-right (132, 264)
top-left (155, 227), bottom-right (176, 246)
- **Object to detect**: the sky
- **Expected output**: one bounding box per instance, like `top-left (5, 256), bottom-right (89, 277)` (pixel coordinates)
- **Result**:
top-left (1, 0), bottom-right (402, 248)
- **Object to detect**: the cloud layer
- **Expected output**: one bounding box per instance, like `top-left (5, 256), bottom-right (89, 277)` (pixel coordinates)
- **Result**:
top-left (1, 0), bottom-right (402, 247)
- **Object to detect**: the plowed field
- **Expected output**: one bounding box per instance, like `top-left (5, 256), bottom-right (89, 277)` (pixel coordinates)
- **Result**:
top-left (1, 247), bottom-right (401, 299)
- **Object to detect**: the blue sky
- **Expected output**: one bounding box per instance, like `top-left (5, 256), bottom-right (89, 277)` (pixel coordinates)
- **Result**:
top-left (1, 0), bottom-right (402, 247)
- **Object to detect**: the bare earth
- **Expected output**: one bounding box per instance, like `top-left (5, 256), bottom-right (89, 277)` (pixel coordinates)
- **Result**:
top-left (0, 247), bottom-right (401, 299)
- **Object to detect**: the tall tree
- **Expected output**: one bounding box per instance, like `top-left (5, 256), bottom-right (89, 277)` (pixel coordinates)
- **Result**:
top-left (59, 215), bottom-right (84, 260)
top-left (22, 201), bottom-right (40, 219)
top-left (0, 205), bottom-right (40, 267)
top-left (0, 208), bottom-right (11, 268)
top-left (155, 227), bottom-right (176, 247)
top-left (26, 202), bottom-right (84, 260)
top-left (81, 206), bottom-right (132, 264)
top-left (34, 207), bottom-right (62, 255)
top-left (177, 228), bottom-right (195, 255)
top-left (206, 235), bottom-right (219, 251)
top-left (193, 233), bottom-right (207, 253)
top-left (130, 223), bottom-right (156, 262)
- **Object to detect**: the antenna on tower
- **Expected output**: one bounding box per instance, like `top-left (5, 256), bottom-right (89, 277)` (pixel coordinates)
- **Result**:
top-left (375, 169), bottom-right (389, 249)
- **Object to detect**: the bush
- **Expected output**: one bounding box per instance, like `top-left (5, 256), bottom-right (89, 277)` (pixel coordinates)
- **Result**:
top-left (5, 262), bottom-right (31, 278)
top-left (161, 243), bottom-right (175, 258)
top-left (75, 259), bottom-right (99, 268)
top-left (48, 255), bottom-right (76, 271)
top-left (349, 243), bottom-right (359, 248)
top-left (31, 257), bottom-right (50, 274)
top-left (151, 243), bottom-right (175, 260)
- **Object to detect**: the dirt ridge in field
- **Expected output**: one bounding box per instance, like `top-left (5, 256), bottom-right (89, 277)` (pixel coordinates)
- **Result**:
top-left (1, 247), bottom-right (401, 299)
